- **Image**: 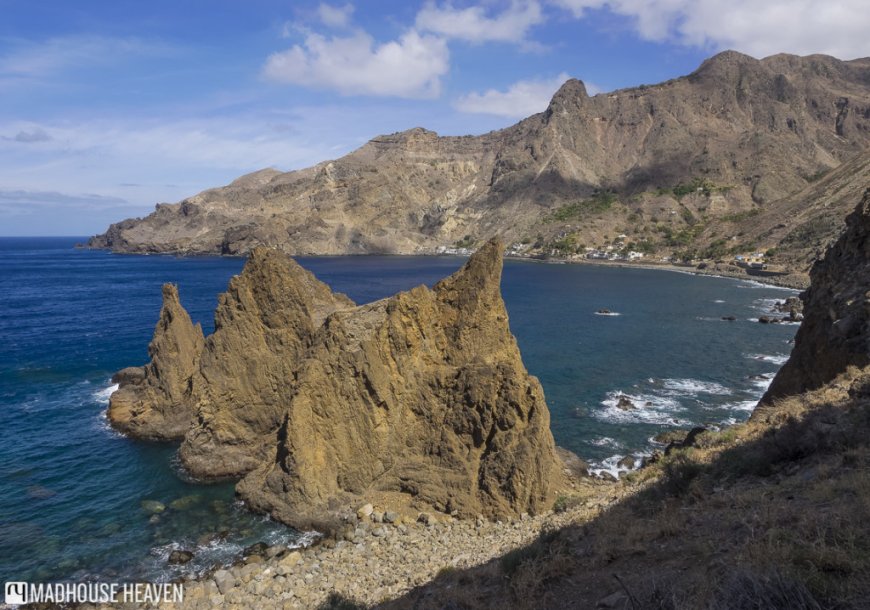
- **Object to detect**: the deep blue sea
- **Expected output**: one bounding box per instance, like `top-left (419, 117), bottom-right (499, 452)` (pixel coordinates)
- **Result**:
top-left (0, 237), bottom-right (798, 584)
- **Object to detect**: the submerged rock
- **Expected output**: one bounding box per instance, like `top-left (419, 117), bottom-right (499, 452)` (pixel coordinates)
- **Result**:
top-left (167, 549), bottom-right (194, 565)
top-left (141, 500), bottom-right (166, 514)
top-left (616, 395), bottom-right (635, 411)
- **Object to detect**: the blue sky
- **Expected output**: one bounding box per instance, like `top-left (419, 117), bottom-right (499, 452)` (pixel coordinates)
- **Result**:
top-left (1, 0), bottom-right (867, 235)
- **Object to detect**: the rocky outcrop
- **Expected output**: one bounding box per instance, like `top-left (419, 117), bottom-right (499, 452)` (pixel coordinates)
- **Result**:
top-left (108, 284), bottom-right (205, 440)
top-left (109, 239), bottom-right (562, 521)
top-left (761, 188), bottom-right (870, 406)
top-left (88, 53), bottom-right (870, 269)
top-left (236, 239), bottom-right (561, 522)
top-left (179, 249), bottom-right (355, 478)
top-left (108, 250), bottom-right (353, 472)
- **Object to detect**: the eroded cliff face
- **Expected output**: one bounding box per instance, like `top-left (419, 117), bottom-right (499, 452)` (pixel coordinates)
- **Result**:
top-left (108, 284), bottom-right (205, 440)
top-left (236, 240), bottom-right (560, 522)
top-left (108, 240), bottom-right (562, 521)
top-left (760, 188), bottom-right (870, 407)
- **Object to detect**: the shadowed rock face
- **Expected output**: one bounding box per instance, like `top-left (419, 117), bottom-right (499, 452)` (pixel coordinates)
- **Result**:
top-left (236, 239), bottom-right (560, 521)
top-left (108, 284), bottom-right (205, 440)
top-left (760, 188), bottom-right (870, 407)
top-left (108, 239), bottom-right (561, 521)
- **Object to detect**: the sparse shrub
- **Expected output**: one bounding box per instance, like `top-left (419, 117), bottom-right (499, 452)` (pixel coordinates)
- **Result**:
top-left (720, 209), bottom-right (761, 223)
top-left (673, 178), bottom-right (714, 199)
top-left (708, 569), bottom-right (823, 610)
top-left (661, 451), bottom-right (705, 496)
top-left (553, 494), bottom-right (582, 513)
top-left (500, 529), bottom-right (560, 576)
top-left (318, 592), bottom-right (368, 610)
top-left (546, 191), bottom-right (617, 222)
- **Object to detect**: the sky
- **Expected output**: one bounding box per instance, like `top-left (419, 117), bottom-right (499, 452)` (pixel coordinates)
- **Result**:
top-left (1, 1), bottom-right (868, 236)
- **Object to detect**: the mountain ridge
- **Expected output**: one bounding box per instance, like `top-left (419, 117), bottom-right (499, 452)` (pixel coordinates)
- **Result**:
top-left (88, 51), bottom-right (870, 271)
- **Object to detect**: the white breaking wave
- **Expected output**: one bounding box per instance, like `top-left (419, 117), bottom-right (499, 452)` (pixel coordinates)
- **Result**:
top-left (662, 378), bottom-right (732, 396)
top-left (737, 280), bottom-right (798, 291)
top-left (595, 391), bottom-right (689, 425)
top-left (748, 375), bottom-right (774, 391)
top-left (588, 436), bottom-right (622, 449)
top-left (588, 451), bottom-right (651, 479)
top-left (594, 311), bottom-right (621, 316)
top-left (93, 383), bottom-right (119, 405)
top-left (746, 353), bottom-right (790, 366)
top-left (721, 399), bottom-right (758, 412)
top-left (752, 297), bottom-right (781, 311)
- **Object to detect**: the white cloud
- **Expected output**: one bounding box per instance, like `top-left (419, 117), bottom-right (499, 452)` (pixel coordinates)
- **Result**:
top-left (455, 73), bottom-right (594, 118)
top-left (550, 0), bottom-right (870, 58)
top-left (416, 1), bottom-right (545, 44)
top-left (0, 35), bottom-right (173, 81)
top-left (318, 3), bottom-right (355, 28)
top-left (262, 29), bottom-right (449, 98)
top-left (0, 115), bottom-right (344, 225)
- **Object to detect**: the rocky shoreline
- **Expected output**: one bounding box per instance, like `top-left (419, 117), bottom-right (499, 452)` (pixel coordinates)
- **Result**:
top-left (85, 478), bottom-right (622, 610)
top-left (541, 256), bottom-right (808, 290)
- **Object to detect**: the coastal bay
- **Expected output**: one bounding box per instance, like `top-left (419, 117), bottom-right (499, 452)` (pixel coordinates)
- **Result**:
top-left (0, 238), bottom-right (796, 585)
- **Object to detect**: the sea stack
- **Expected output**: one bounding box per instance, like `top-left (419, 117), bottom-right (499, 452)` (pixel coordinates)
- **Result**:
top-left (237, 239), bottom-right (561, 522)
top-left (108, 239), bottom-right (562, 522)
top-left (107, 284), bottom-right (205, 440)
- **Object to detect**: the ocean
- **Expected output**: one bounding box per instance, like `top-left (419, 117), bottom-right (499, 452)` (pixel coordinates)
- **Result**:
top-left (0, 237), bottom-right (798, 584)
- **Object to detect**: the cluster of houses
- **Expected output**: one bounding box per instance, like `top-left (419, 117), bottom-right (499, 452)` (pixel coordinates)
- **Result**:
top-left (734, 252), bottom-right (768, 269)
top-left (434, 245), bottom-right (474, 256)
top-left (584, 248), bottom-right (646, 261)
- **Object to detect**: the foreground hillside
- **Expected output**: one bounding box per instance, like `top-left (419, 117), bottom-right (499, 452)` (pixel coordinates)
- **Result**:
top-left (89, 52), bottom-right (870, 276)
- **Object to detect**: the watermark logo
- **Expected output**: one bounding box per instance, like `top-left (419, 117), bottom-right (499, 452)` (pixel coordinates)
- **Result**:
top-left (4, 582), bottom-right (27, 604)
top-left (4, 582), bottom-right (183, 605)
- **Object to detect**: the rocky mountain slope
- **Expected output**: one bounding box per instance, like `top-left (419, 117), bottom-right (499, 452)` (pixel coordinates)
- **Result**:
top-left (108, 239), bottom-right (566, 524)
top-left (89, 52), bottom-right (870, 269)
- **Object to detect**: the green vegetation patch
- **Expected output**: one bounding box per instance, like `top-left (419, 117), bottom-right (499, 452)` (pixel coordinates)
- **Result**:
top-left (546, 191), bottom-right (617, 222)
top-left (720, 209), bottom-right (761, 223)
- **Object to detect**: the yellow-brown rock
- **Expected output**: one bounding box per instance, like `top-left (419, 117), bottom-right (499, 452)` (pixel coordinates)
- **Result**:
top-left (236, 239), bottom-right (561, 523)
top-left (179, 248), bottom-right (354, 477)
top-left (109, 239), bottom-right (561, 522)
top-left (107, 284), bottom-right (205, 440)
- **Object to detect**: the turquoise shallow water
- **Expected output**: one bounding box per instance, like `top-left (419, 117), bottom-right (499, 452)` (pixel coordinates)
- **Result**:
top-left (0, 238), bottom-right (797, 583)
